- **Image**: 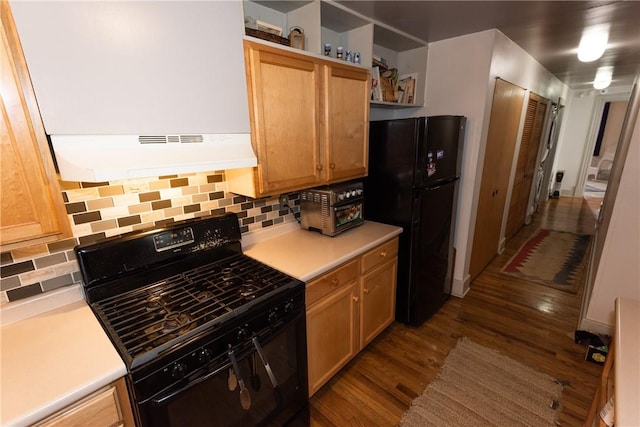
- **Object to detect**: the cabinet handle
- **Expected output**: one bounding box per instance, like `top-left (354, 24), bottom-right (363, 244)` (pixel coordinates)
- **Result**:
top-left (329, 163), bottom-right (335, 169)
top-left (316, 164), bottom-right (323, 171)
top-left (363, 288), bottom-right (370, 295)
top-left (353, 296), bottom-right (359, 303)
top-left (380, 251), bottom-right (387, 258)
top-left (330, 278), bottom-right (339, 286)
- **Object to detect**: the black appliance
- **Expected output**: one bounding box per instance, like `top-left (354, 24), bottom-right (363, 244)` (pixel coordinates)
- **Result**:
top-left (75, 213), bottom-right (308, 427)
top-left (364, 116), bottom-right (466, 326)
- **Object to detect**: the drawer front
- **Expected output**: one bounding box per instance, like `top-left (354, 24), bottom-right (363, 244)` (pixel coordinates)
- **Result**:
top-left (362, 238), bottom-right (399, 273)
top-left (306, 259), bottom-right (358, 307)
top-left (35, 385), bottom-right (121, 427)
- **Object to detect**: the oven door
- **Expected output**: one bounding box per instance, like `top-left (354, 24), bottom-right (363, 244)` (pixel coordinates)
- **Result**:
top-left (137, 312), bottom-right (308, 427)
top-left (332, 198), bottom-right (364, 235)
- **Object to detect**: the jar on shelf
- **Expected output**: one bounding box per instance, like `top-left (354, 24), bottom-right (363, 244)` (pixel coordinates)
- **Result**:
top-left (324, 43), bottom-right (332, 56)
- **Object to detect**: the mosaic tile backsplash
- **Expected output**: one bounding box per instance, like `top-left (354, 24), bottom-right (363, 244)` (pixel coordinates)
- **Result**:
top-left (0, 171), bottom-right (299, 305)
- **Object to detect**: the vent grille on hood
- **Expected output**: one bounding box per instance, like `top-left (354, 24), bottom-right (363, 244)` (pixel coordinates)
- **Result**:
top-left (139, 135), bottom-right (205, 144)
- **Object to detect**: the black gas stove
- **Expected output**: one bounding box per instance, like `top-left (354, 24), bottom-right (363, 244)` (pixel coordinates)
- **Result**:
top-left (75, 213), bottom-right (309, 427)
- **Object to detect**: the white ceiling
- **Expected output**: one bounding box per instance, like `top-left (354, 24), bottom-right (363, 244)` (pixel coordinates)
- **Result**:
top-left (336, 1), bottom-right (640, 91)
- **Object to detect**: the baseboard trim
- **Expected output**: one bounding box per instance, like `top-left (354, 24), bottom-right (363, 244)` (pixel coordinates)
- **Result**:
top-left (579, 317), bottom-right (614, 336)
top-left (451, 274), bottom-right (471, 298)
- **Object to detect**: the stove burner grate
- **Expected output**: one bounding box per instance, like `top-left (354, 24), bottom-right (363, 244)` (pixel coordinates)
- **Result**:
top-left (91, 254), bottom-right (297, 365)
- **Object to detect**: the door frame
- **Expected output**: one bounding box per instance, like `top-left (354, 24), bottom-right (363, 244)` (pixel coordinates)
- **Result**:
top-left (578, 82), bottom-right (639, 330)
top-left (574, 91), bottom-right (631, 197)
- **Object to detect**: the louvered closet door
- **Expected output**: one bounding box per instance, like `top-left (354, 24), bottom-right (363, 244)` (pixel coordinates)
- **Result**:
top-left (505, 92), bottom-right (549, 239)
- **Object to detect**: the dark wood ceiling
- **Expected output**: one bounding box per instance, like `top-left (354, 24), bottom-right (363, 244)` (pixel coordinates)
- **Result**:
top-left (337, 1), bottom-right (640, 91)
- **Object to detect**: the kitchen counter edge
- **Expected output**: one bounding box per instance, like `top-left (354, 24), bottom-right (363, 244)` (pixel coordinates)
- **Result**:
top-left (244, 221), bottom-right (403, 282)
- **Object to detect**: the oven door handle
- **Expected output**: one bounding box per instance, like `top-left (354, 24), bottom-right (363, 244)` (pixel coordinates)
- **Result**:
top-left (251, 336), bottom-right (278, 388)
top-left (251, 336), bottom-right (283, 407)
top-left (332, 196), bottom-right (363, 208)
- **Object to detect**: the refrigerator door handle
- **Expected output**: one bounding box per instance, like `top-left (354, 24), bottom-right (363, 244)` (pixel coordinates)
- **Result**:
top-left (414, 177), bottom-right (460, 192)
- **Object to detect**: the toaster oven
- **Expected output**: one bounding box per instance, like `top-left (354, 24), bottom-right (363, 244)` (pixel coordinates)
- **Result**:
top-left (300, 181), bottom-right (364, 237)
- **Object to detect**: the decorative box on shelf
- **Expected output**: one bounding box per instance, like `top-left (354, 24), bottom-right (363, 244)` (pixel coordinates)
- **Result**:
top-left (245, 28), bottom-right (290, 47)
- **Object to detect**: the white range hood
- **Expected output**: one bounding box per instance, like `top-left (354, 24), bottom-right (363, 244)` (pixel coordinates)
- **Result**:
top-left (10, 1), bottom-right (255, 182)
top-left (51, 134), bottom-right (257, 182)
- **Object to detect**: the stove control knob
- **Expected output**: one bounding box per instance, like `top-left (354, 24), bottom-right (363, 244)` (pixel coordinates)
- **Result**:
top-left (171, 362), bottom-right (188, 379)
top-left (198, 348), bottom-right (213, 364)
top-left (284, 299), bottom-right (295, 314)
top-left (237, 327), bottom-right (249, 342)
top-left (268, 309), bottom-right (278, 324)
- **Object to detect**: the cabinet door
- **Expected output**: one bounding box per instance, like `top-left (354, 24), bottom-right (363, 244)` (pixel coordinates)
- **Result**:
top-left (469, 78), bottom-right (525, 280)
top-left (306, 281), bottom-right (359, 396)
top-left (360, 259), bottom-right (397, 348)
top-left (1, 3), bottom-right (70, 249)
top-left (244, 41), bottom-right (323, 194)
top-left (324, 64), bottom-right (369, 182)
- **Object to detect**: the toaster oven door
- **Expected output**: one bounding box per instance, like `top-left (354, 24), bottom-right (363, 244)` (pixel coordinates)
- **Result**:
top-left (333, 198), bottom-right (364, 234)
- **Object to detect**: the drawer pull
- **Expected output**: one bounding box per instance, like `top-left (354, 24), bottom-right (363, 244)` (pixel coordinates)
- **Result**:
top-left (380, 251), bottom-right (387, 258)
top-left (330, 278), bottom-right (339, 286)
top-left (353, 296), bottom-right (359, 303)
top-left (363, 288), bottom-right (370, 295)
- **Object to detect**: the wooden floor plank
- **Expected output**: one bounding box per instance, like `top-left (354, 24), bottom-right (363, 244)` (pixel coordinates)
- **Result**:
top-left (308, 197), bottom-right (603, 426)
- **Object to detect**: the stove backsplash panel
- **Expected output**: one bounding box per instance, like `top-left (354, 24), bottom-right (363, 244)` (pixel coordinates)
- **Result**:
top-left (0, 172), bottom-right (299, 305)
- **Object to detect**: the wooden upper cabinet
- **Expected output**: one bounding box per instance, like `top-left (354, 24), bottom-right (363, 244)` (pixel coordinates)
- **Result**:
top-left (1, 2), bottom-right (71, 250)
top-left (244, 42), bottom-right (323, 195)
top-left (226, 40), bottom-right (370, 198)
top-left (324, 64), bottom-right (369, 182)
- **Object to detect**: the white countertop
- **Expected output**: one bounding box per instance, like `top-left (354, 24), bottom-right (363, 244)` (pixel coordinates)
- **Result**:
top-left (244, 221), bottom-right (402, 281)
top-left (615, 297), bottom-right (640, 426)
top-left (0, 300), bottom-right (127, 427)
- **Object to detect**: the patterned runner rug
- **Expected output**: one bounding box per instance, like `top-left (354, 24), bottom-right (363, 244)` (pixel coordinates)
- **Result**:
top-left (399, 338), bottom-right (563, 427)
top-left (500, 229), bottom-right (592, 293)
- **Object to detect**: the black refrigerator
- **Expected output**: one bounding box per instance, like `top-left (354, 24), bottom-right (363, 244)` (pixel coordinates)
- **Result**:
top-left (364, 116), bottom-right (466, 326)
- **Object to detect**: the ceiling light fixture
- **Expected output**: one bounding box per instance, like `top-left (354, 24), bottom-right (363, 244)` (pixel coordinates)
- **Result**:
top-left (578, 25), bottom-right (609, 62)
top-left (593, 66), bottom-right (613, 89)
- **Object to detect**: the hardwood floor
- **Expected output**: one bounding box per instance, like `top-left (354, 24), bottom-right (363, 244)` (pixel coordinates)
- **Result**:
top-left (308, 197), bottom-right (603, 426)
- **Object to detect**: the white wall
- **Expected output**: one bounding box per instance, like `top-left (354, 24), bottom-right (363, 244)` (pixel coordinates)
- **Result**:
top-left (582, 109), bottom-right (640, 331)
top-left (423, 30), bottom-right (495, 296)
top-left (424, 29), bottom-right (569, 296)
top-left (554, 92), bottom-right (597, 195)
top-left (490, 31), bottom-right (568, 101)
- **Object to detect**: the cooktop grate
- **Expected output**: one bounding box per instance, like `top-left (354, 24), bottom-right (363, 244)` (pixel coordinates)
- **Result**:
top-left (92, 254), bottom-right (297, 368)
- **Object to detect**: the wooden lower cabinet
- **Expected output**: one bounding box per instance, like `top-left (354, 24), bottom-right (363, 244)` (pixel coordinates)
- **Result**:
top-left (306, 238), bottom-right (398, 396)
top-left (33, 378), bottom-right (134, 427)
top-left (361, 258), bottom-right (397, 348)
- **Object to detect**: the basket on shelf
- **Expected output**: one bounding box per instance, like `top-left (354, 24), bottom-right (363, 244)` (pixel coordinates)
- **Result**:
top-left (245, 28), bottom-right (290, 47)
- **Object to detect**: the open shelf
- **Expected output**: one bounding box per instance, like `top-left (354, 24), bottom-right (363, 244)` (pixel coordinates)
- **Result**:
top-left (242, 0), bottom-right (428, 108)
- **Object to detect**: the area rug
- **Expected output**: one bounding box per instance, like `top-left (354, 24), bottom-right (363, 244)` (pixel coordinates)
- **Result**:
top-left (399, 338), bottom-right (563, 427)
top-left (500, 228), bottom-right (592, 293)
